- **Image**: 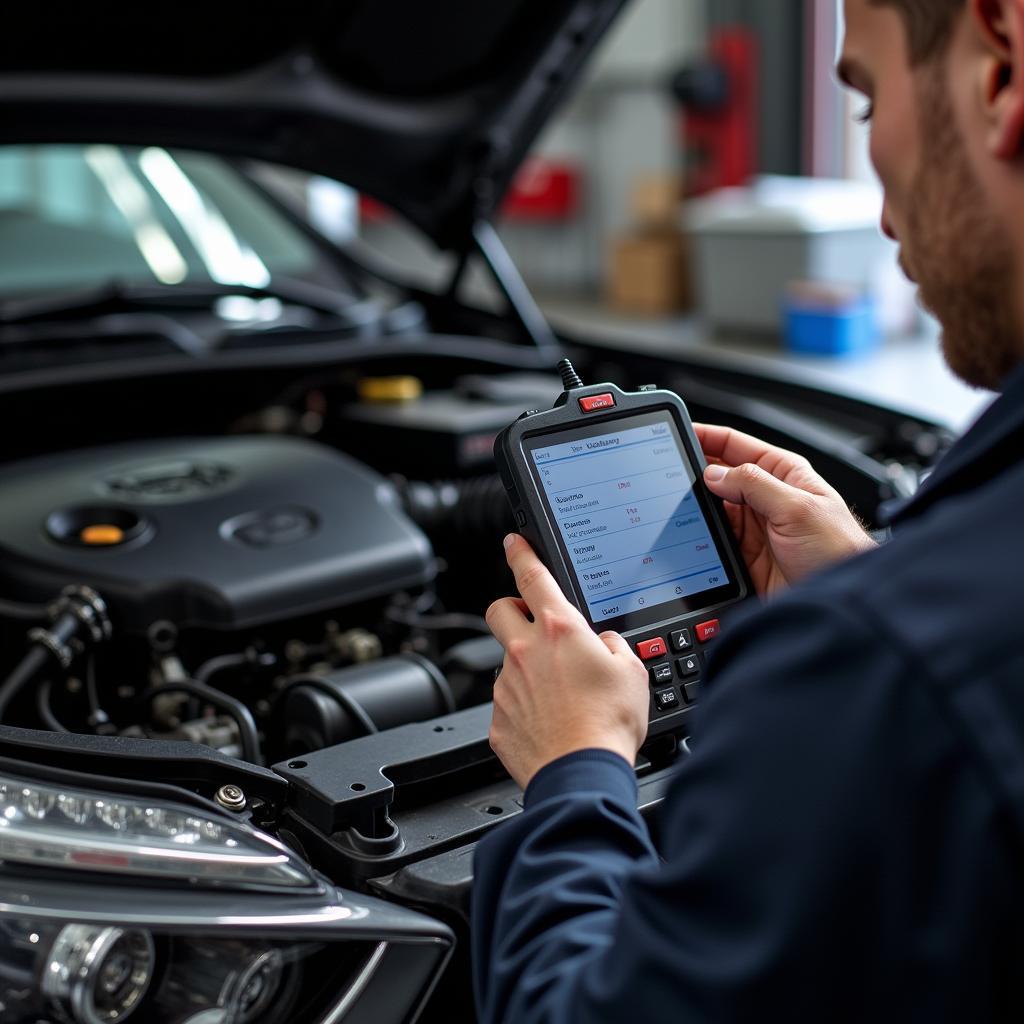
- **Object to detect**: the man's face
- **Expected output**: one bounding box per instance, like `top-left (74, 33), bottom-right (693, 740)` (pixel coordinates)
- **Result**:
top-left (841, 0), bottom-right (1019, 391)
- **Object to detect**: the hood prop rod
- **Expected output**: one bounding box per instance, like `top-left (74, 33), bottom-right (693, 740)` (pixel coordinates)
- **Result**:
top-left (449, 220), bottom-right (560, 357)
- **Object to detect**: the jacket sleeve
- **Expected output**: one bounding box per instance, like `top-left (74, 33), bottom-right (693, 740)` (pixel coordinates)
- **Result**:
top-left (471, 596), bottom-right (1018, 1024)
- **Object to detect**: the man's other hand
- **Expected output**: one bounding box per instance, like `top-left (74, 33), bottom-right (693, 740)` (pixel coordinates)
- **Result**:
top-left (697, 424), bottom-right (878, 597)
top-left (485, 535), bottom-right (650, 789)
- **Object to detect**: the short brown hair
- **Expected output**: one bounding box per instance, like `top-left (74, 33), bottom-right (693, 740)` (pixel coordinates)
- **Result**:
top-left (872, 0), bottom-right (965, 62)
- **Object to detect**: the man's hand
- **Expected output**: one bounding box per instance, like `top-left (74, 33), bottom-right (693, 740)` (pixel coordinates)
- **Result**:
top-left (696, 423), bottom-right (877, 596)
top-left (485, 534), bottom-right (650, 789)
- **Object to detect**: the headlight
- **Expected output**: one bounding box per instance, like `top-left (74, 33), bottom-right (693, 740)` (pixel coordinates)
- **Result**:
top-left (0, 773), bottom-right (452, 1024)
top-left (0, 776), bottom-right (314, 889)
top-left (40, 924), bottom-right (155, 1024)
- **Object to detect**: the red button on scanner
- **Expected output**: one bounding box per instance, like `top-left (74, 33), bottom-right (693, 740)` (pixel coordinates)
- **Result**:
top-left (695, 620), bottom-right (721, 643)
top-left (637, 637), bottom-right (668, 661)
top-left (579, 393), bottom-right (616, 413)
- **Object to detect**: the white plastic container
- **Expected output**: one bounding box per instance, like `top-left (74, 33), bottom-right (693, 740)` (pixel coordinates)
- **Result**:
top-left (686, 176), bottom-right (911, 336)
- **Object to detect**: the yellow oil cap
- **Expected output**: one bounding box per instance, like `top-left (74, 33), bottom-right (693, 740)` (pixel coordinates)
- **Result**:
top-left (358, 376), bottom-right (423, 403)
top-left (80, 524), bottom-right (125, 546)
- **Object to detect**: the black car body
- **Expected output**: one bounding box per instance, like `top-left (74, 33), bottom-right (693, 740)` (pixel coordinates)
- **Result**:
top-left (0, 5), bottom-right (954, 1022)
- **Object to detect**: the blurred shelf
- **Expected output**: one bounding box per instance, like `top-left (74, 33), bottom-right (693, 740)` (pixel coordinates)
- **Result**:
top-left (540, 295), bottom-right (993, 434)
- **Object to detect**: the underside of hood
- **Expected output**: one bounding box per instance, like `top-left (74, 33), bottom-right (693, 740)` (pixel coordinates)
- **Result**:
top-left (0, 1), bottom-right (629, 250)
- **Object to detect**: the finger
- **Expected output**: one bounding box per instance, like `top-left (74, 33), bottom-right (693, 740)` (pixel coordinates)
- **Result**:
top-left (694, 422), bottom-right (777, 465)
top-left (503, 533), bottom-right (568, 615)
top-left (721, 498), bottom-right (745, 538)
top-left (694, 424), bottom-right (813, 482)
top-left (598, 630), bottom-right (634, 659)
top-left (485, 596), bottom-right (531, 646)
top-left (488, 705), bottom-right (507, 758)
top-left (703, 462), bottom-right (809, 522)
top-left (504, 597), bottom-right (531, 617)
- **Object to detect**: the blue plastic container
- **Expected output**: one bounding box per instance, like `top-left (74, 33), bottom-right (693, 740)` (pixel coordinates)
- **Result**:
top-left (783, 293), bottom-right (880, 357)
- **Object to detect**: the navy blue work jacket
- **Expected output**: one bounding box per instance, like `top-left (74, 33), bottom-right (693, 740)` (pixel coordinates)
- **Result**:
top-left (472, 366), bottom-right (1024, 1023)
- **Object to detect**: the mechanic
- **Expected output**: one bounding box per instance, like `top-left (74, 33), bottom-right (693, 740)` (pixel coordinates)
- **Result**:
top-left (472, 0), bottom-right (1024, 1020)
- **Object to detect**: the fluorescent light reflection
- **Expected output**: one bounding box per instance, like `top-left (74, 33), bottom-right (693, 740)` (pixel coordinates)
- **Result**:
top-left (84, 146), bottom-right (188, 285)
top-left (215, 296), bottom-right (284, 323)
top-left (138, 147), bottom-right (270, 288)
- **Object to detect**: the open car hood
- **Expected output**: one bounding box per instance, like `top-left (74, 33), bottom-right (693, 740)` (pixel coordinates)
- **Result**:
top-left (0, 1), bottom-right (628, 250)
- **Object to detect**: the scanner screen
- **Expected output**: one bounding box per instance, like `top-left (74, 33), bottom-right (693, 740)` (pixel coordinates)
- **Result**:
top-left (530, 413), bottom-right (731, 624)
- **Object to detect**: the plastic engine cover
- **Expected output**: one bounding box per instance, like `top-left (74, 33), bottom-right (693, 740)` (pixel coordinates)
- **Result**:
top-left (0, 436), bottom-right (435, 632)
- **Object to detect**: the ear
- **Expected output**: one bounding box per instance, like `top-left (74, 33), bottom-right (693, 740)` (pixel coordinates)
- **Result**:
top-left (971, 0), bottom-right (1024, 159)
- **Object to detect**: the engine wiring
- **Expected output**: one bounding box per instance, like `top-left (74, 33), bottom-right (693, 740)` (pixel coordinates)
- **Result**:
top-left (84, 655), bottom-right (111, 731)
top-left (138, 682), bottom-right (263, 765)
top-left (36, 679), bottom-right (67, 734)
top-left (193, 649), bottom-right (277, 686)
top-left (0, 646), bottom-right (52, 723)
top-left (0, 439), bottom-right (510, 765)
top-left (384, 606), bottom-right (491, 634)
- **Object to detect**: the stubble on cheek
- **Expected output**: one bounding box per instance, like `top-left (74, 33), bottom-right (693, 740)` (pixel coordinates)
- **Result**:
top-left (903, 71), bottom-right (1020, 391)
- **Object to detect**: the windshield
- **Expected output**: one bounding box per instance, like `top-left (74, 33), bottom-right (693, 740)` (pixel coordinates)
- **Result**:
top-left (0, 144), bottom-right (341, 297)
top-left (0, 145), bottom-right (426, 369)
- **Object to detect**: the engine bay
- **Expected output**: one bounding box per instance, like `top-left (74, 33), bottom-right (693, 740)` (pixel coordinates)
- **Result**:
top-left (0, 347), bottom-right (953, 1024)
top-left (0, 345), bottom-right (948, 772)
top-left (0, 425), bottom-right (517, 768)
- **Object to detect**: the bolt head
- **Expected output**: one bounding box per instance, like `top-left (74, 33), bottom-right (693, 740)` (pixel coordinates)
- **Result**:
top-left (215, 785), bottom-right (246, 811)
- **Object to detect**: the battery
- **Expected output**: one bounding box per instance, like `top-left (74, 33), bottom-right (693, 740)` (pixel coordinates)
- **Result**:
top-left (338, 373), bottom-right (560, 477)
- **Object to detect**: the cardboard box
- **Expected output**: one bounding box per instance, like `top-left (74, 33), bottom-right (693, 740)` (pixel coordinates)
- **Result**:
top-left (607, 228), bottom-right (692, 315)
top-left (630, 173), bottom-right (684, 228)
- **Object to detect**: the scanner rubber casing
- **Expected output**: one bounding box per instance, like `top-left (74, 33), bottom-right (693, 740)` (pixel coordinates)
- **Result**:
top-left (494, 381), bottom-right (753, 737)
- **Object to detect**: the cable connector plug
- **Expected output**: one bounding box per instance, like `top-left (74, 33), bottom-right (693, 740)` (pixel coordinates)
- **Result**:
top-left (557, 358), bottom-right (584, 391)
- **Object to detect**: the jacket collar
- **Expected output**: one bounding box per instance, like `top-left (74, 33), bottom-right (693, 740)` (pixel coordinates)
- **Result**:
top-left (890, 362), bottom-right (1024, 527)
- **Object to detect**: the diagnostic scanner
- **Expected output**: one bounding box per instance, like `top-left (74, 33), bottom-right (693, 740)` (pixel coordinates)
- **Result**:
top-left (494, 360), bottom-right (752, 736)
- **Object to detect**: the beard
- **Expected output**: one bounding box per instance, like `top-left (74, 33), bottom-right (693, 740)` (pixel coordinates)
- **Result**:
top-left (903, 69), bottom-right (1020, 391)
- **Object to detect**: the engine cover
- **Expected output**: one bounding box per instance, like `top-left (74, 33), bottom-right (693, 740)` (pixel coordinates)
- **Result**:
top-left (0, 436), bottom-right (435, 632)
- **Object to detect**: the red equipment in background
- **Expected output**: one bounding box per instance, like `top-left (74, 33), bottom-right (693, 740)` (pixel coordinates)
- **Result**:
top-left (360, 157), bottom-right (580, 224)
top-left (500, 158), bottom-right (580, 221)
top-left (672, 28), bottom-right (758, 196)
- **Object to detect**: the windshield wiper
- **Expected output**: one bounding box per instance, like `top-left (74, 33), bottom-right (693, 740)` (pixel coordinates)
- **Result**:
top-left (0, 314), bottom-right (210, 357)
top-left (0, 278), bottom-right (372, 326)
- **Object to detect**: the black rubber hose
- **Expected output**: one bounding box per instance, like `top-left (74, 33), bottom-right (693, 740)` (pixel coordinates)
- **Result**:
top-left (276, 675), bottom-right (379, 738)
top-left (140, 681), bottom-right (262, 765)
top-left (194, 650), bottom-right (276, 686)
top-left (453, 476), bottom-right (519, 536)
top-left (36, 679), bottom-right (68, 733)
top-left (84, 656), bottom-right (110, 729)
top-left (0, 646), bottom-right (53, 723)
top-left (194, 653), bottom-right (250, 686)
top-left (0, 962), bottom-right (35, 990)
top-left (395, 475), bottom-right (516, 537)
top-left (0, 587), bottom-right (112, 726)
top-left (384, 607), bottom-right (491, 635)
